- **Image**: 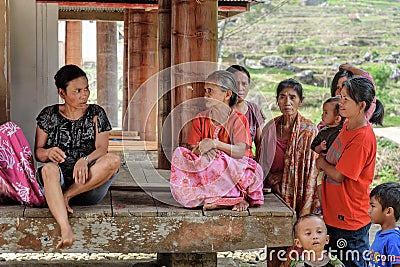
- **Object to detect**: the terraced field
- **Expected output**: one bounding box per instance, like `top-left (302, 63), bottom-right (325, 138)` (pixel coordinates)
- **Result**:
top-left (220, 0), bottom-right (400, 181)
top-left (222, 0), bottom-right (400, 62)
top-left (220, 0), bottom-right (400, 126)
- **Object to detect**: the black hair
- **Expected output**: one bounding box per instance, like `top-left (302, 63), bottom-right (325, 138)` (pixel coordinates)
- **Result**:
top-left (293, 213), bottom-right (326, 238)
top-left (330, 69), bottom-right (353, 97)
top-left (342, 76), bottom-right (384, 125)
top-left (324, 96), bottom-right (343, 119)
top-left (226, 65), bottom-right (251, 83)
top-left (276, 78), bottom-right (304, 102)
top-left (206, 70), bottom-right (238, 106)
top-left (54, 64), bottom-right (88, 91)
top-left (370, 182), bottom-right (400, 221)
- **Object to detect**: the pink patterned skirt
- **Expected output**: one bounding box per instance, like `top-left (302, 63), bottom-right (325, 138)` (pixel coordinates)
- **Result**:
top-left (170, 147), bottom-right (264, 208)
top-left (0, 122), bottom-right (45, 207)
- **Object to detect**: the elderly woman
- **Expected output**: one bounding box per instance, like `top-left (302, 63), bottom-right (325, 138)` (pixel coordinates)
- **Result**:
top-left (34, 65), bottom-right (120, 249)
top-left (259, 78), bottom-right (319, 216)
top-left (170, 70), bottom-right (264, 211)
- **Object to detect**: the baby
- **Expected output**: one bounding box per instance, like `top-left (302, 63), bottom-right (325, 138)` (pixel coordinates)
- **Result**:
top-left (312, 96), bottom-right (343, 155)
top-left (291, 214), bottom-right (345, 266)
top-left (311, 96), bottom-right (343, 203)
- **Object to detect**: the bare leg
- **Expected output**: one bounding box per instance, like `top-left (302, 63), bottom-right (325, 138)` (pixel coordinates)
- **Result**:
top-left (42, 153), bottom-right (119, 250)
top-left (41, 163), bottom-right (76, 249)
top-left (62, 153), bottom-right (120, 201)
top-left (232, 199), bottom-right (249, 211)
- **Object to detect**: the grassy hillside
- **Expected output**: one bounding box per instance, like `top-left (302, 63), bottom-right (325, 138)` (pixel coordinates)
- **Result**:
top-left (220, 0), bottom-right (400, 182)
top-left (220, 0), bottom-right (400, 126)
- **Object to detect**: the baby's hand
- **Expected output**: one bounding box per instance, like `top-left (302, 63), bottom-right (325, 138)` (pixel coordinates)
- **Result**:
top-left (315, 140), bottom-right (327, 154)
top-left (320, 140), bottom-right (327, 151)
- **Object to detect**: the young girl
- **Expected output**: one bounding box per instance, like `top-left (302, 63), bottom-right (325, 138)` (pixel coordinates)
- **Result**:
top-left (316, 76), bottom-right (384, 267)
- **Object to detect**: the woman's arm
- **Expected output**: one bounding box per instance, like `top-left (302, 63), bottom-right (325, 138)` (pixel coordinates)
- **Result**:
top-left (73, 116), bottom-right (109, 184)
top-left (215, 139), bottom-right (246, 159)
top-left (254, 126), bottom-right (262, 160)
top-left (34, 126), bottom-right (66, 163)
top-left (316, 156), bottom-right (346, 183)
top-left (83, 116), bottom-right (109, 163)
top-left (195, 138), bottom-right (246, 159)
top-left (339, 63), bottom-right (367, 76)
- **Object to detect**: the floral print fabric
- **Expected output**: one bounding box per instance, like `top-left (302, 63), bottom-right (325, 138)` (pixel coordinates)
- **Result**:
top-left (170, 147), bottom-right (264, 208)
top-left (0, 122), bottom-right (44, 206)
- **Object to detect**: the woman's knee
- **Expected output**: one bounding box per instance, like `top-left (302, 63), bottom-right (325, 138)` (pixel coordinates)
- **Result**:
top-left (104, 153), bottom-right (121, 172)
top-left (41, 163), bottom-right (60, 184)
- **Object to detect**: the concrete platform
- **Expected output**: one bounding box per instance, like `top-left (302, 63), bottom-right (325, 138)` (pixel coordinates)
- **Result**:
top-left (0, 146), bottom-right (296, 267)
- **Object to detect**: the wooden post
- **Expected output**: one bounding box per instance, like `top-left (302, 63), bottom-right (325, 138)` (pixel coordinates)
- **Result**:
top-left (127, 9), bottom-right (158, 141)
top-left (122, 11), bottom-right (129, 131)
top-left (157, 0), bottom-right (172, 169)
top-left (65, 21), bottom-right (82, 67)
top-left (171, 0), bottom-right (218, 146)
top-left (0, 0), bottom-right (10, 124)
top-left (96, 21), bottom-right (118, 127)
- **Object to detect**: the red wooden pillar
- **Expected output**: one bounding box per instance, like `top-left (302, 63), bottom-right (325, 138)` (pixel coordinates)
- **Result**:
top-left (171, 0), bottom-right (218, 146)
top-left (96, 21), bottom-right (118, 127)
top-left (122, 12), bottom-right (129, 131)
top-left (0, 0), bottom-right (10, 123)
top-left (65, 21), bottom-right (82, 67)
top-left (158, 0), bottom-right (172, 169)
top-left (126, 9), bottom-right (158, 141)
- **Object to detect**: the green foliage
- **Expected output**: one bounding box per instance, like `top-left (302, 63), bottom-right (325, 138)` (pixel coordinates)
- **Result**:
top-left (376, 166), bottom-right (398, 184)
top-left (378, 138), bottom-right (399, 149)
top-left (364, 63), bottom-right (392, 89)
top-left (371, 51), bottom-right (380, 59)
top-left (278, 45), bottom-right (296, 55)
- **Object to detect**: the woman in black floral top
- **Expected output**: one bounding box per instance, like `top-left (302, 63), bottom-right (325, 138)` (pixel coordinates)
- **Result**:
top-left (35, 65), bottom-right (120, 249)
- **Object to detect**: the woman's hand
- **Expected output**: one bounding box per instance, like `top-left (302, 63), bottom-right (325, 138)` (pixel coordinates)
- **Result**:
top-left (198, 138), bottom-right (216, 155)
top-left (73, 158), bottom-right (89, 185)
top-left (47, 147), bottom-right (66, 163)
top-left (339, 63), bottom-right (353, 71)
top-left (192, 139), bottom-right (218, 161)
top-left (268, 172), bottom-right (283, 195)
top-left (316, 155), bottom-right (326, 171)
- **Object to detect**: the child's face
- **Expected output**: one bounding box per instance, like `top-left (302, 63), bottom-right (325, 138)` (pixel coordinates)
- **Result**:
top-left (368, 196), bottom-right (387, 224)
top-left (321, 102), bottom-right (339, 126)
top-left (294, 217), bottom-right (329, 254)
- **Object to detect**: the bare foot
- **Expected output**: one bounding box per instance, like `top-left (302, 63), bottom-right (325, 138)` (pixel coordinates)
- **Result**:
top-left (63, 195), bottom-right (74, 214)
top-left (232, 199), bottom-right (249, 211)
top-left (56, 226), bottom-right (76, 249)
top-left (203, 203), bottom-right (227, 211)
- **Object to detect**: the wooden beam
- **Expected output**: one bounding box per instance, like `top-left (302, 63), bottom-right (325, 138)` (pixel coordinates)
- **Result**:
top-left (59, 10), bottom-right (124, 20)
top-left (38, 1), bottom-right (158, 9)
